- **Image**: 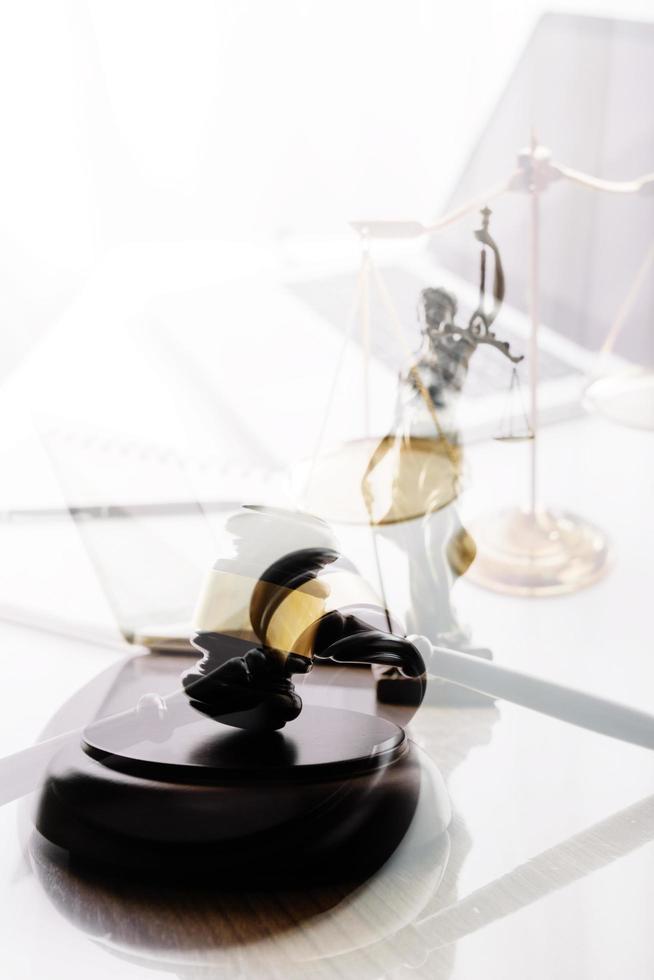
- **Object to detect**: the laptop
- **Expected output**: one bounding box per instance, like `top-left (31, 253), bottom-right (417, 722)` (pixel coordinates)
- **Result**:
top-left (286, 12), bottom-right (654, 441)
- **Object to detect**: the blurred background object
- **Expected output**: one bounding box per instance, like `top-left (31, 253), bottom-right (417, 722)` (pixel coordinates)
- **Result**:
top-left (0, 1), bottom-right (652, 382)
top-left (0, 2), bottom-right (653, 635)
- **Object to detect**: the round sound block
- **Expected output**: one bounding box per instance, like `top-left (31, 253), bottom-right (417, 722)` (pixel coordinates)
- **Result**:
top-left (35, 695), bottom-right (422, 884)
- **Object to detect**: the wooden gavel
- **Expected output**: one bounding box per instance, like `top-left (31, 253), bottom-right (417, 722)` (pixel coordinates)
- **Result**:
top-left (1, 510), bottom-right (653, 810)
top-left (184, 539), bottom-right (654, 750)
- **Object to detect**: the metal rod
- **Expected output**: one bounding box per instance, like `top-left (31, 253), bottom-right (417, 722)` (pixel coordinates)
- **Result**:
top-left (600, 239), bottom-right (654, 356)
top-left (360, 245), bottom-right (372, 437)
top-left (409, 634), bottom-right (654, 752)
top-left (528, 136), bottom-right (541, 515)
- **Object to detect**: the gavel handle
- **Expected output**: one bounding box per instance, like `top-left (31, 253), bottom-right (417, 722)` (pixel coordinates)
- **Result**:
top-left (0, 731), bottom-right (78, 807)
top-left (409, 635), bottom-right (654, 751)
top-left (0, 693), bottom-right (180, 808)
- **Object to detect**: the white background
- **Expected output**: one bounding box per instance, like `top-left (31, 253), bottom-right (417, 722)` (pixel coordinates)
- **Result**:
top-left (0, 0), bottom-right (653, 377)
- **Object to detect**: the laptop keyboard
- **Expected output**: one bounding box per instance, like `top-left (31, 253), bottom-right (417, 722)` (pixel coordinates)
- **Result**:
top-left (288, 266), bottom-right (580, 400)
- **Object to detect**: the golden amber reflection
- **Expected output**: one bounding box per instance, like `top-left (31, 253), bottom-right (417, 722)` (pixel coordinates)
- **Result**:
top-left (193, 567), bottom-right (383, 659)
top-left (304, 435), bottom-right (462, 526)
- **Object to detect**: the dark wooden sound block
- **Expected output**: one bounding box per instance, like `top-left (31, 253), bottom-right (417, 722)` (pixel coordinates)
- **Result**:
top-left (35, 660), bottom-right (423, 884)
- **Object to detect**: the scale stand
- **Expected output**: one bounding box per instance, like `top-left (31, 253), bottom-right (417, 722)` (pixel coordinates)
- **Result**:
top-left (464, 507), bottom-right (608, 597)
top-left (464, 140), bottom-right (610, 596)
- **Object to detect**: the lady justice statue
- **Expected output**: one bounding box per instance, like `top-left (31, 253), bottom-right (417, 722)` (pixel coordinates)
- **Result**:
top-left (361, 208), bottom-right (523, 656)
top-left (300, 208), bottom-right (523, 684)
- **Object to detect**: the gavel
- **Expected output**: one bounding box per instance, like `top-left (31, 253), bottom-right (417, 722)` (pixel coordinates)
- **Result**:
top-left (183, 540), bottom-right (425, 731)
top-left (181, 506), bottom-right (654, 750)
top-left (1, 506), bottom-right (653, 815)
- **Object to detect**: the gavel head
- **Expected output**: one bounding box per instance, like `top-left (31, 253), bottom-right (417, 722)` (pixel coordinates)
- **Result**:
top-left (182, 506), bottom-right (426, 730)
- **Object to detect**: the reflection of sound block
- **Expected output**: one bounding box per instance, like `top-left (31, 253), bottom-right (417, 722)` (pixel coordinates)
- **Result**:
top-left (30, 743), bottom-right (452, 977)
top-left (374, 647), bottom-right (495, 707)
top-left (34, 653), bottom-right (441, 884)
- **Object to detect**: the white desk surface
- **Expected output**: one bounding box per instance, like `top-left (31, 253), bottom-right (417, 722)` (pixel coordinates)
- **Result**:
top-left (0, 412), bottom-right (652, 980)
top-left (0, 243), bottom-right (653, 978)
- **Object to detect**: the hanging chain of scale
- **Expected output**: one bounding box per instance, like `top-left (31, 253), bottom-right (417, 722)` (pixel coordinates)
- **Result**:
top-left (415, 205), bottom-right (532, 445)
top-left (495, 368), bottom-right (533, 443)
top-left (473, 212), bottom-right (534, 442)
